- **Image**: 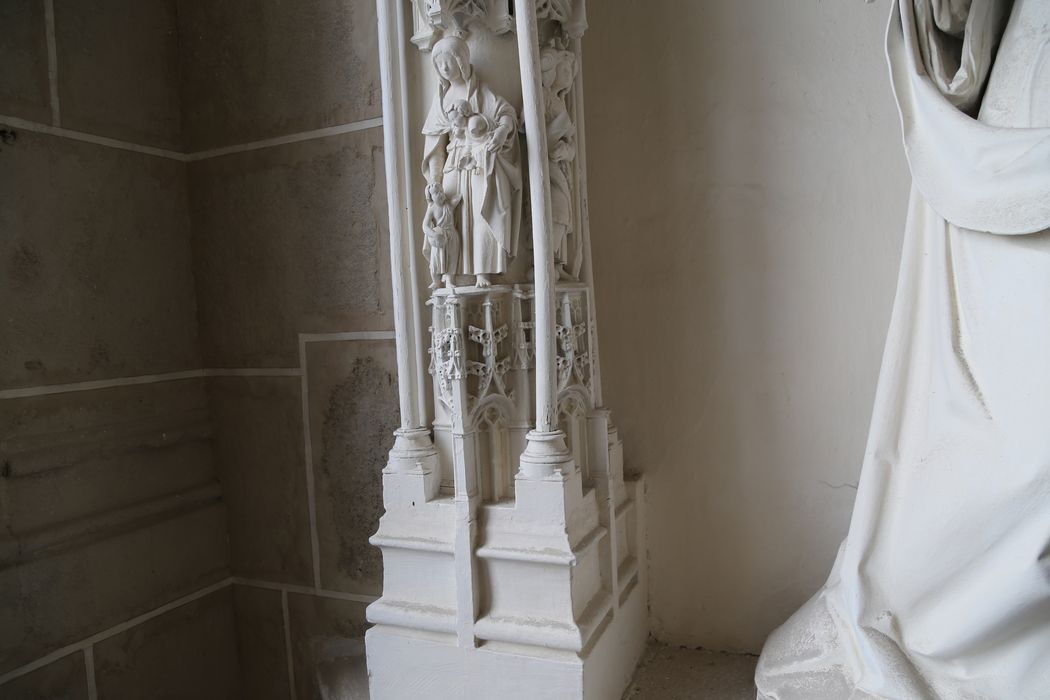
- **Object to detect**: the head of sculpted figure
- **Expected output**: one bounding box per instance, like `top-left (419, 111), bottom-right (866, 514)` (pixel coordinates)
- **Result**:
top-left (426, 181), bottom-right (447, 207)
top-left (432, 35), bottom-right (472, 87)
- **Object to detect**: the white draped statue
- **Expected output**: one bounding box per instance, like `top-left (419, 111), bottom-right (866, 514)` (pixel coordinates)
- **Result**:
top-left (756, 1), bottom-right (1050, 698)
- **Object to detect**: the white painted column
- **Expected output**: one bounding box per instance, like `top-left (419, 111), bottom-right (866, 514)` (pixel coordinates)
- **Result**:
top-left (395, 0), bottom-right (431, 427)
top-left (515, 0), bottom-right (572, 479)
top-left (515, 0), bottom-right (557, 434)
top-left (376, 0), bottom-right (435, 471)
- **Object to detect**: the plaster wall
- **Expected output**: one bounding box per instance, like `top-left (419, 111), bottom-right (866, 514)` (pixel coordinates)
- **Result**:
top-left (178, 0), bottom-right (398, 695)
top-left (584, 0), bottom-right (912, 653)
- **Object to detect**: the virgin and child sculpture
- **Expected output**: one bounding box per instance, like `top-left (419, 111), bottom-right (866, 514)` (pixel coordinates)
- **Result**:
top-left (422, 35), bottom-right (523, 289)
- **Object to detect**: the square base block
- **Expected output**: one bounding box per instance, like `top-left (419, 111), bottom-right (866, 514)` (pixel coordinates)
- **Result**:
top-left (365, 579), bottom-right (647, 700)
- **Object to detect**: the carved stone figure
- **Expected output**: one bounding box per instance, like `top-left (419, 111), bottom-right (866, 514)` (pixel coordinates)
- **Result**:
top-left (422, 35), bottom-right (523, 288)
top-left (756, 1), bottom-right (1050, 698)
top-left (540, 44), bottom-right (579, 280)
top-left (422, 182), bottom-right (461, 289)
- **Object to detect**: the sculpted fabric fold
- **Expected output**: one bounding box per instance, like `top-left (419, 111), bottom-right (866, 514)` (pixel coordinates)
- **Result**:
top-left (755, 1), bottom-right (1050, 698)
top-left (891, 0), bottom-right (1050, 234)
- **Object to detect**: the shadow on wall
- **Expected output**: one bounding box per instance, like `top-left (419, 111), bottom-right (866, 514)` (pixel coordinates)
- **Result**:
top-left (584, 0), bottom-right (910, 652)
top-left (1, 0), bottom-right (396, 697)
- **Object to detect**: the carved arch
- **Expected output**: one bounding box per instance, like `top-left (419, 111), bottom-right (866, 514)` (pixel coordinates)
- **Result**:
top-left (472, 395), bottom-right (516, 502)
top-left (557, 387), bottom-right (591, 479)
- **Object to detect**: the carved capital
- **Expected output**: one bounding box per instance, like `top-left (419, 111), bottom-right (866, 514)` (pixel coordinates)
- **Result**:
top-left (410, 0), bottom-right (586, 51)
top-left (538, 0), bottom-right (587, 39)
top-left (411, 0), bottom-right (514, 51)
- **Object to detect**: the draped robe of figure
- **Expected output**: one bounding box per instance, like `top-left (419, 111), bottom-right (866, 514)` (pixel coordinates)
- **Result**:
top-left (756, 1), bottom-right (1050, 698)
top-left (422, 73), bottom-right (523, 278)
top-left (547, 96), bottom-right (577, 273)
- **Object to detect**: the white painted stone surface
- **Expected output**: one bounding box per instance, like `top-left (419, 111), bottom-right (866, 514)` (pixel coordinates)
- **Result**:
top-left (367, 1), bottom-right (647, 697)
top-left (757, 2), bottom-right (1050, 697)
top-left (582, 0), bottom-right (912, 652)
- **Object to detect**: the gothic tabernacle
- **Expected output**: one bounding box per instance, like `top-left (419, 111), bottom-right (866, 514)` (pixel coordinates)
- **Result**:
top-left (365, 1), bottom-right (648, 698)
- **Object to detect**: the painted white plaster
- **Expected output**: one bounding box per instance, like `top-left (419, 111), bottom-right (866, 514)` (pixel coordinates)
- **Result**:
top-left (757, 2), bottom-right (1050, 696)
top-left (367, 0), bottom-right (647, 696)
top-left (583, 0), bottom-right (911, 653)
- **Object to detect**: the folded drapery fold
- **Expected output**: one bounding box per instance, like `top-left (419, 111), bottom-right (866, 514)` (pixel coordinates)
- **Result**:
top-left (756, 1), bottom-right (1050, 697)
top-left (890, 0), bottom-right (1050, 235)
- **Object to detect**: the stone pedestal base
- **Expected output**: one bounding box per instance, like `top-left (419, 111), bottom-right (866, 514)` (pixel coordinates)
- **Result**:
top-left (365, 576), bottom-right (647, 700)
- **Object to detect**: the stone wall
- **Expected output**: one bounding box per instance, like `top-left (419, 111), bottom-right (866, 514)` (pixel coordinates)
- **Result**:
top-left (0, 0), bottom-right (237, 696)
top-left (179, 0), bottom-right (397, 694)
top-left (1, 0), bottom-right (395, 696)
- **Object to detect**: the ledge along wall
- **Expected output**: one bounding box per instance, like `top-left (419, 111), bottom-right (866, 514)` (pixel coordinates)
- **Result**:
top-left (1, 0), bottom-right (395, 697)
top-left (584, 0), bottom-right (912, 653)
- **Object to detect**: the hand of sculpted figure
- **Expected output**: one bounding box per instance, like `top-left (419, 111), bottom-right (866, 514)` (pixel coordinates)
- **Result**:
top-left (421, 35), bottom-right (523, 289)
top-left (485, 123), bottom-right (512, 154)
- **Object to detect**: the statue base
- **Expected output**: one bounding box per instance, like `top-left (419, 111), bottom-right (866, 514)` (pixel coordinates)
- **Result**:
top-left (366, 553), bottom-right (646, 700)
top-left (366, 475), bottom-right (647, 700)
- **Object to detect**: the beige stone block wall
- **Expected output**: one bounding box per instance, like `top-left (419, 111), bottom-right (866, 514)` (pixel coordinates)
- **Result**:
top-left (306, 340), bottom-right (398, 598)
top-left (176, 0), bottom-right (381, 151)
top-left (0, 380), bottom-right (214, 531)
top-left (208, 376), bottom-right (314, 585)
top-left (92, 588), bottom-right (241, 700)
top-left (287, 594), bottom-right (370, 700)
top-left (1, 131), bottom-right (200, 389)
top-left (187, 129), bottom-right (392, 368)
top-left (1, 0), bottom-right (236, 695)
top-left (175, 0), bottom-right (395, 694)
top-left (0, 1), bottom-right (52, 123)
top-left (54, 0), bottom-right (184, 149)
top-left (0, 653), bottom-right (88, 700)
top-left (3, 0), bottom-right (392, 690)
top-left (231, 585), bottom-right (290, 700)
